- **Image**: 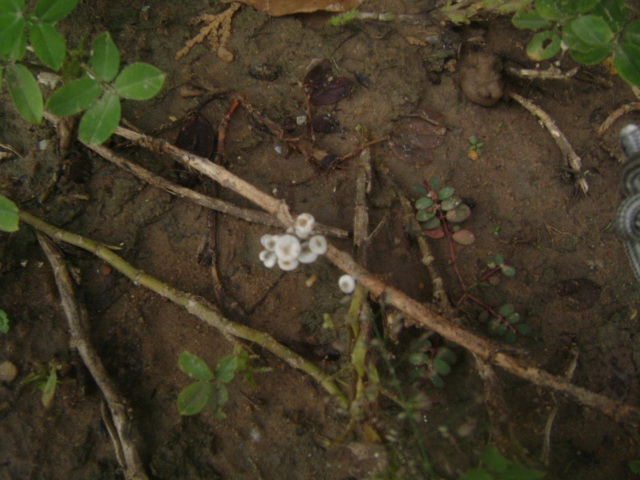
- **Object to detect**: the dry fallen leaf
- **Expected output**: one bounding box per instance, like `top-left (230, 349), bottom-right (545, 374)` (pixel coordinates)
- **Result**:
top-left (223, 0), bottom-right (365, 16)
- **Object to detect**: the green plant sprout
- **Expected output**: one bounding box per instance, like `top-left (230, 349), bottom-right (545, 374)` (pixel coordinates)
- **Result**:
top-left (413, 180), bottom-right (527, 343)
top-left (327, 8), bottom-right (396, 26)
top-left (21, 361), bottom-right (61, 407)
top-left (512, 0), bottom-right (640, 87)
top-left (468, 135), bottom-right (484, 159)
top-left (0, 194), bottom-right (19, 232)
top-left (0, 0), bottom-right (165, 144)
top-left (406, 337), bottom-right (458, 388)
top-left (177, 346), bottom-right (268, 418)
top-left (459, 446), bottom-right (545, 479)
top-left (0, 309), bottom-right (9, 333)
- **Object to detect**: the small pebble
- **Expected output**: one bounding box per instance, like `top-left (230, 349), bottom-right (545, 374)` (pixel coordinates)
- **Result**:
top-left (452, 229), bottom-right (476, 245)
top-left (0, 360), bottom-right (18, 383)
top-left (217, 46), bottom-right (234, 63)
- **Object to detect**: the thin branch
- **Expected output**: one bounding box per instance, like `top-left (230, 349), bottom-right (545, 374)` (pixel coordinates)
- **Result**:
top-left (597, 102), bottom-right (640, 137)
top-left (109, 124), bottom-right (640, 423)
top-left (505, 65), bottom-right (578, 81)
top-left (36, 232), bottom-right (149, 480)
top-left (509, 92), bottom-right (589, 195)
top-left (21, 211), bottom-right (349, 409)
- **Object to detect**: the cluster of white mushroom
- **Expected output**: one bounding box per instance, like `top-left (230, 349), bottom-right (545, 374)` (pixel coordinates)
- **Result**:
top-left (259, 213), bottom-right (328, 271)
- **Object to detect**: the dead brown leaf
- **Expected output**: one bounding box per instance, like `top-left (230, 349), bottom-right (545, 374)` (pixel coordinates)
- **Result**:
top-left (223, 0), bottom-right (365, 17)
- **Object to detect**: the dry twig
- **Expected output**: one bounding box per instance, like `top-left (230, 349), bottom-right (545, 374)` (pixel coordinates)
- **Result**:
top-left (509, 92), bottom-right (589, 194)
top-left (506, 65), bottom-right (578, 81)
top-left (36, 232), bottom-right (149, 480)
top-left (597, 102), bottom-right (640, 137)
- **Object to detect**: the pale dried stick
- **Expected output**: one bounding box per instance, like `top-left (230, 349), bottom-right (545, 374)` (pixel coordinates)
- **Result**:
top-left (36, 232), bottom-right (149, 480)
top-left (112, 124), bottom-right (640, 423)
top-left (541, 347), bottom-right (579, 466)
top-left (85, 142), bottom-right (347, 239)
top-left (505, 65), bottom-right (578, 81)
top-left (597, 102), bottom-right (640, 136)
top-left (22, 211), bottom-right (349, 409)
top-left (509, 92), bottom-right (589, 195)
top-left (353, 148), bottom-right (372, 262)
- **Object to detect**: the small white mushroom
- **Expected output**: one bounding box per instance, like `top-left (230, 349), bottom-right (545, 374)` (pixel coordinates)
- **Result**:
top-left (260, 234), bottom-right (278, 251)
top-left (294, 213), bottom-right (315, 239)
top-left (298, 242), bottom-right (318, 264)
top-left (308, 235), bottom-right (327, 255)
top-left (259, 250), bottom-right (277, 268)
top-left (278, 257), bottom-right (299, 271)
top-left (338, 274), bottom-right (356, 294)
top-left (275, 234), bottom-right (302, 261)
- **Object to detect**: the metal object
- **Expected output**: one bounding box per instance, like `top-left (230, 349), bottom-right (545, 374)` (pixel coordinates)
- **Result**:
top-left (615, 124), bottom-right (640, 281)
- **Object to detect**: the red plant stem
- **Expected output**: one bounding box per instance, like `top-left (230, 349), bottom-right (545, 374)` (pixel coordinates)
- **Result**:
top-left (215, 95), bottom-right (243, 159)
top-left (439, 211), bottom-right (466, 289)
top-left (466, 295), bottom-right (517, 334)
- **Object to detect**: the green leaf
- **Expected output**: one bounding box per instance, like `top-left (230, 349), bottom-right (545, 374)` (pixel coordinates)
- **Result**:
top-left (430, 373), bottom-right (445, 388)
top-left (412, 184), bottom-right (428, 195)
top-left (29, 22), bottom-right (66, 70)
top-left (629, 459), bottom-right (640, 474)
top-left (46, 78), bottom-right (102, 116)
top-left (433, 357), bottom-right (451, 376)
top-left (569, 15), bottom-right (614, 46)
top-left (177, 381), bottom-right (212, 415)
top-left (435, 346), bottom-right (457, 365)
top-left (503, 329), bottom-right (516, 343)
top-left (78, 92), bottom-right (121, 144)
top-left (416, 209), bottom-right (435, 222)
top-left (437, 186), bottom-right (454, 200)
top-left (215, 355), bottom-right (238, 383)
top-left (488, 318), bottom-right (507, 335)
top-left (408, 352), bottom-right (430, 366)
top-left (5, 64), bottom-right (43, 124)
top-left (624, 21), bottom-right (640, 46)
top-left (515, 323), bottom-right (532, 335)
top-left (415, 197), bottom-right (433, 210)
top-left (0, 195), bottom-right (19, 232)
top-left (506, 312), bottom-right (521, 324)
top-left (0, 0), bottom-right (25, 14)
top-left (421, 216), bottom-right (441, 230)
top-left (572, 0), bottom-right (598, 13)
top-left (90, 32), bottom-right (120, 82)
top-left (214, 382), bottom-right (229, 407)
top-left (614, 42), bottom-right (640, 87)
top-left (114, 63), bottom-right (165, 100)
top-left (459, 468), bottom-right (493, 480)
top-left (501, 264), bottom-right (516, 277)
top-left (178, 351), bottom-right (213, 381)
top-left (35, 0), bottom-right (78, 22)
top-left (593, 0), bottom-right (627, 33)
top-left (0, 309), bottom-right (9, 333)
top-left (498, 304), bottom-right (515, 316)
top-left (512, 10), bottom-right (549, 30)
top-left (41, 368), bottom-right (57, 407)
top-left (0, 13), bottom-right (25, 57)
top-left (429, 177), bottom-right (440, 190)
top-left (526, 30), bottom-right (561, 61)
top-left (570, 43), bottom-right (612, 64)
top-left (481, 446), bottom-right (508, 472)
top-left (535, 0), bottom-right (572, 22)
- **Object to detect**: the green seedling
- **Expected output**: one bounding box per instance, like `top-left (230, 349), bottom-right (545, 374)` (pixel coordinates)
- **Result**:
top-left (0, 309), bottom-right (9, 333)
top-left (460, 446), bottom-right (545, 479)
top-left (0, 195), bottom-right (19, 232)
top-left (177, 346), bottom-right (268, 418)
top-left (405, 337), bottom-right (458, 389)
top-left (0, 0), bottom-right (165, 143)
top-left (468, 135), bottom-right (484, 159)
top-left (22, 361), bottom-right (61, 407)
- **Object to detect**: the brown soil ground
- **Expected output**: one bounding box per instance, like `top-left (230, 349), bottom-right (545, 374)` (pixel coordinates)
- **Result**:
top-left (2, 1), bottom-right (640, 479)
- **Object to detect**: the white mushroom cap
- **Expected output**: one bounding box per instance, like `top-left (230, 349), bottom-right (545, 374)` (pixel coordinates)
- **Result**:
top-left (308, 235), bottom-right (327, 255)
top-left (298, 242), bottom-right (318, 264)
top-left (259, 250), bottom-right (277, 268)
top-left (260, 234), bottom-right (278, 251)
top-left (338, 274), bottom-right (356, 294)
top-left (275, 234), bottom-right (301, 261)
top-left (278, 257), bottom-right (299, 271)
top-left (294, 213), bottom-right (315, 239)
